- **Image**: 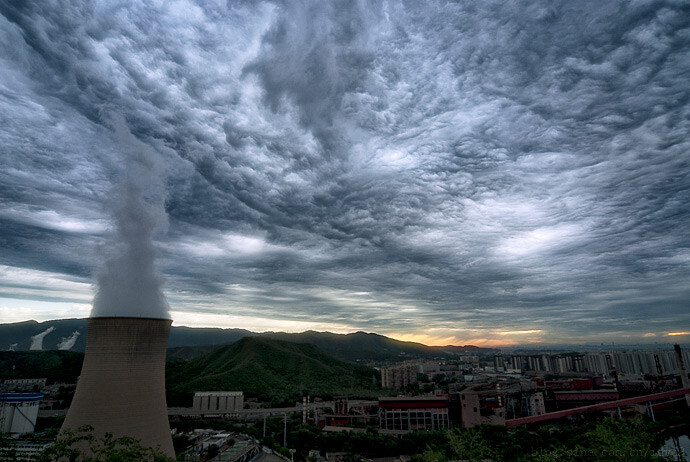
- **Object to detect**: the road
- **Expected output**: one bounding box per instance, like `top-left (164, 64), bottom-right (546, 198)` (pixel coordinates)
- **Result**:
top-left (39, 399), bottom-right (379, 420)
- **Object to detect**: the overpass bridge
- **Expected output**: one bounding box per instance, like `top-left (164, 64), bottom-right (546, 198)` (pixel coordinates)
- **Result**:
top-left (39, 401), bottom-right (342, 420)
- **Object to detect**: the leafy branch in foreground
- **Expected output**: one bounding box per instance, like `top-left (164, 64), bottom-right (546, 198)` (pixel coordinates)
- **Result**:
top-left (36, 425), bottom-right (175, 462)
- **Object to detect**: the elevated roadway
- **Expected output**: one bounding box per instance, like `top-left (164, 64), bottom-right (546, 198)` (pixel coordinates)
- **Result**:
top-left (505, 387), bottom-right (690, 426)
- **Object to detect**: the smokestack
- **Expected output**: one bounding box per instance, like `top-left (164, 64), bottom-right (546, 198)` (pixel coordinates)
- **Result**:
top-left (60, 317), bottom-right (174, 457)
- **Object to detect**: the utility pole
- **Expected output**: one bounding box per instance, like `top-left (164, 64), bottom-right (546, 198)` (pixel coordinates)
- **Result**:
top-left (303, 396), bottom-right (307, 424)
top-left (283, 412), bottom-right (287, 447)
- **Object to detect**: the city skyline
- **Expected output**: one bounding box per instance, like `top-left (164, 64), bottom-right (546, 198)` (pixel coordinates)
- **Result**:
top-left (1, 1), bottom-right (689, 347)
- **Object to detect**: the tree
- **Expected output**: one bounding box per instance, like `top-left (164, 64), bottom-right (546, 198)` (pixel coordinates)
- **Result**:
top-left (0, 433), bottom-right (18, 461)
top-left (37, 425), bottom-right (175, 462)
top-left (447, 427), bottom-right (498, 462)
top-left (412, 448), bottom-right (445, 462)
top-left (583, 417), bottom-right (675, 462)
top-left (206, 444), bottom-right (220, 459)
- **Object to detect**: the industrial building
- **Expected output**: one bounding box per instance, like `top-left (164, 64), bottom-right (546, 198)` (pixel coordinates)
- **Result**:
top-left (458, 382), bottom-right (550, 427)
top-left (0, 392), bottom-right (42, 436)
top-left (378, 396), bottom-right (450, 432)
top-left (193, 391), bottom-right (244, 413)
top-left (321, 398), bottom-right (378, 429)
top-left (459, 387), bottom-right (506, 427)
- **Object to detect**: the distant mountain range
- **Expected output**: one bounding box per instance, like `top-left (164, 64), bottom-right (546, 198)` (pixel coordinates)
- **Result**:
top-left (0, 318), bottom-right (495, 364)
top-left (0, 319), bottom-right (89, 352)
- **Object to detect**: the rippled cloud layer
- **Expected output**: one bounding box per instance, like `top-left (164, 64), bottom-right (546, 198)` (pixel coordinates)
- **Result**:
top-left (1, 1), bottom-right (689, 344)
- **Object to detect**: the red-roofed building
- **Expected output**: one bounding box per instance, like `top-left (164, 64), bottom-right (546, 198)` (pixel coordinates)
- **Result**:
top-left (378, 396), bottom-right (450, 432)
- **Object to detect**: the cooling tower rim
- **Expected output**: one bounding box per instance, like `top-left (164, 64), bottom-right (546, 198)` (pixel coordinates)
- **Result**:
top-left (88, 315), bottom-right (173, 321)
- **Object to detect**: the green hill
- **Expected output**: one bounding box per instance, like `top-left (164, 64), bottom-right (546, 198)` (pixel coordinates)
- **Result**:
top-left (166, 336), bottom-right (381, 407)
top-left (167, 344), bottom-right (223, 362)
top-left (0, 350), bottom-right (84, 385)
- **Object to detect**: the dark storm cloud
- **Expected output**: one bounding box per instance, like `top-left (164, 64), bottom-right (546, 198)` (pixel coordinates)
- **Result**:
top-left (243, 2), bottom-right (381, 153)
top-left (1, 0), bottom-right (689, 341)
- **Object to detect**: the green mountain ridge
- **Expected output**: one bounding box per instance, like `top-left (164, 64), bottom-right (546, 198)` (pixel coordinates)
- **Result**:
top-left (166, 336), bottom-right (381, 407)
top-left (265, 330), bottom-right (442, 362)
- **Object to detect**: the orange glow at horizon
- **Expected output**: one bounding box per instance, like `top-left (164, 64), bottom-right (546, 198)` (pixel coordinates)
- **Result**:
top-left (386, 332), bottom-right (518, 347)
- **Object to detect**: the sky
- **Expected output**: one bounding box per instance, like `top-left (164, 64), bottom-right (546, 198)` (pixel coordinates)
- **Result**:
top-left (1, 0), bottom-right (689, 347)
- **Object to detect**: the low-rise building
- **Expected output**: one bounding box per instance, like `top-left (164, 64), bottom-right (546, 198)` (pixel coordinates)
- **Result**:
top-left (459, 390), bottom-right (505, 427)
top-left (321, 398), bottom-right (378, 428)
top-left (1, 378), bottom-right (47, 392)
top-left (0, 392), bottom-right (43, 436)
top-left (379, 396), bottom-right (450, 432)
top-left (198, 433), bottom-right (231, 451)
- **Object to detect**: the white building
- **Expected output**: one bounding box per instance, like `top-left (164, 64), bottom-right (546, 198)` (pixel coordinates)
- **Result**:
top-left (0, 393), bottom-right (43, 436)
top-left (193, 391), bottom-right (244, 412)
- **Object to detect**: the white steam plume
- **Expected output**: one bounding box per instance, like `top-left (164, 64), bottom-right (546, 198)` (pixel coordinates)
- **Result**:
top-left (91, 116), bottom-right (170, 319)
top-left (30, 326), bottom-right (55, 350)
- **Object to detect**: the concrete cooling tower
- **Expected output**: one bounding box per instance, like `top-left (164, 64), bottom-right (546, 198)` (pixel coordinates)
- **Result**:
top-left (60, 317), bottom-right (174, 457)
